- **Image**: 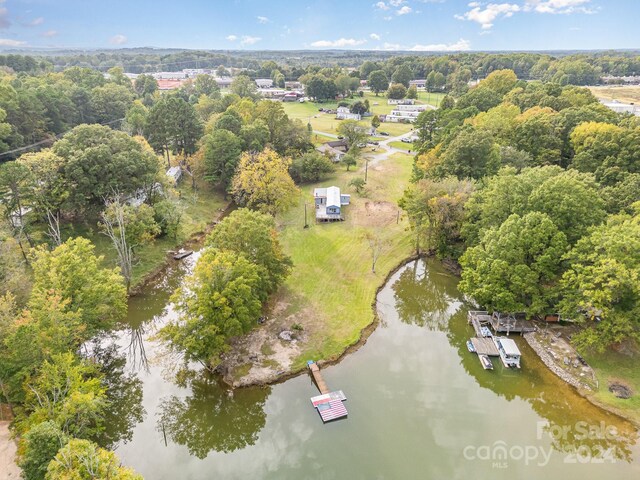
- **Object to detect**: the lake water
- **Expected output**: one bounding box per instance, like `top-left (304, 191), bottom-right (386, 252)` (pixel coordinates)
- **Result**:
top-left (104, 257), bottom-right (640, 479)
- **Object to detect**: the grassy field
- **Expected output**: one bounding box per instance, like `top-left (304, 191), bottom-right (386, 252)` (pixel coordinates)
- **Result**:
top-left (586, 348), bottom-right (640, 425)
top-left (589, 85), bottom-right (640, 104)
top-left (283, 90), bottom-right (436, 138)
top-left (273, 151), bottom-right (415, 371)
top-left (61, 181), bottom-right (227, 288)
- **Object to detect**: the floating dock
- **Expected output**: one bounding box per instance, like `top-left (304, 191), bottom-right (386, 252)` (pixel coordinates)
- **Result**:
top-left (307, 360), bottom-right (348, 423)
top-left (490, 312), bottom-right (535, 334)
top-left (470, 337), bottom-right (499, 357)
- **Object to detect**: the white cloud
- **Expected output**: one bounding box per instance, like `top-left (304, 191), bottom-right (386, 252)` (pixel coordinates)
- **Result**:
top-left (226, 34), bottom-right (238, 41)
top-left (257, 16), bottom-right (270, 24)
top-left (396, 5), bottom-right (413, 15)
top-left (389, 0), bottom-right (406, 5)
top-left (240, 35), bottom-right (261, 46)
top-left (109, 34), bottom-right (127, 45)
top-left (375, 2), bottom-right (390, 10)
top-left (0, 38), bottom-right (26, 47)
top-left (27, 16), bottom-right (44, 26)
top-left (382, 42), bottom-right (402, 50)
top-left (41, 29), bottom-right (58, 38)
top-left (410, 38), bottom-right (471, 51)
top-left (455, 3), bottom-right (520, 30)
top-left (524, 0), bottom-right (594, 14)
top-left (370, 33), bottom-right (381, 40)
top-left (310, 38), bottom-right (367, 48)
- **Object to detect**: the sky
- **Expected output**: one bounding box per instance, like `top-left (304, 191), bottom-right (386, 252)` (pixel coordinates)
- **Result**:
top-left (0, 0), bottom-right (638, 52)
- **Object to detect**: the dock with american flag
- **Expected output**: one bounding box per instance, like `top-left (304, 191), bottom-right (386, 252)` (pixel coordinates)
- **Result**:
top-left (307, 360), bottom-right (348, 423)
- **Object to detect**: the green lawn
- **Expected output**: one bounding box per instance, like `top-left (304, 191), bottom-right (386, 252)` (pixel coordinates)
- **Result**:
top-left (585, 349), bottom-right (640, 425)
top-left (274, 151), bottom-right (415, 370)
top-left (283, 91), bottom-right (428, 138)
top-left (60, 181), bottom-right (227, 288)
top-left (388, 140), bottom-right (413, 151)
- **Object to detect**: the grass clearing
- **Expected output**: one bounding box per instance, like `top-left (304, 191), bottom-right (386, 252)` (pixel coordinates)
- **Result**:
top-left (275, 151), bottom-right (415, 370)
top-left (283, 92), bottom-right (428, 138)
top-left (586, 348), bottom-right (640, 425)
top-left (589, 85), bottom-right (640, 104)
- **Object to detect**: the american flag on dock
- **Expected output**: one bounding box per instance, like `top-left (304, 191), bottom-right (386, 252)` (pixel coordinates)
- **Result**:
top-left (317, 399), bottom-right (348, 422)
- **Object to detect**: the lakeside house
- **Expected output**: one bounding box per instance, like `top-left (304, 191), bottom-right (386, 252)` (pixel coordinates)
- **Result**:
top-left (313, 186), bottom-right (350, 222)
top-left (336, 106), bottom-right (361, 121)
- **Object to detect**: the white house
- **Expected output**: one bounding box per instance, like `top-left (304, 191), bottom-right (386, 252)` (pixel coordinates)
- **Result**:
top-left (255, 78), bottom-right (274, 88)
top-left (394, 104), bottom-right (429, 112)
top-left (387, 98), bottom-right (415, 105)
top-left (313, 186), bottom-right (351, 222)
top-left (152, 71), bottom-right (188, 80)
top-left (409, 79), bottom-right (427, 88)
top-left (386, 109), bottom-right (422, 123)
top-left (336, 106), bottom-right (361, 121)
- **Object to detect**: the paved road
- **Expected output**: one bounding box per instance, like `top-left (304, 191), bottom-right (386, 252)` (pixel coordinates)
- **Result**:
top-left (312, 128), bottom-right (417, 167)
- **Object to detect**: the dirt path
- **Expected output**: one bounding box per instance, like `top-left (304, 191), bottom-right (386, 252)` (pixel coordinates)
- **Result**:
top-left (0, 421), bottom-right (20, 480)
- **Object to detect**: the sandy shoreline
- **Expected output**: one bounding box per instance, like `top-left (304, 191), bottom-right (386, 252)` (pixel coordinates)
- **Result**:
top-left (0, 421), bottom-right (20, 480)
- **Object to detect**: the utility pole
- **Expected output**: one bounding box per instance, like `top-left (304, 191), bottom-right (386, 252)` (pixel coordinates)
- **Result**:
top-left (365, 158), bottom-right (369, 182)
top-left (304, 202), bottom-right (309, 228)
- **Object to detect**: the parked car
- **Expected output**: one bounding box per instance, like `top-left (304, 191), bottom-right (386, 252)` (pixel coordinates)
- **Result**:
top-left (379, 131), bottom-right (390, 136)
top-left (368, 141), bottom-right (380, 146)
top-left (337, 135), bottom-right (344, 139)
top-left (401, 137), bottom-right (413, 143)
top-left (357, 143), bottom-right (366, 148)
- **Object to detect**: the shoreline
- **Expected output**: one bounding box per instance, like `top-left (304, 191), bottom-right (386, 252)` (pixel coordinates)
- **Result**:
top-left (0, 420), bottom-right (20, 480)
top-left (128, 202), bottom-right (232, 297)
top-left (224, 253), bottom-right (426, 388)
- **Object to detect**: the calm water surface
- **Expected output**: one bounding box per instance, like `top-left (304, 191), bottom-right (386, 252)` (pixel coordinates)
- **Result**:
top-left (104, 257), bottom-right (640, 480)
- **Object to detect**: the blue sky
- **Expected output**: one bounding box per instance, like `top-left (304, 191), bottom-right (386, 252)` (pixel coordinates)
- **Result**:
top-left (0, 0), bottom-right (638, 51)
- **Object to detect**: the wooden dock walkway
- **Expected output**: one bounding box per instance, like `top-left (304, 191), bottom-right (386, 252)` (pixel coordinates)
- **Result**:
top-left (308, 362), bottom-right (329, 395)
top-left (468, 311), bottom-right (493, 337)
top-left (307, 361), bottom-right (348, 423)
top-left (471, 337), bottom-right (499, 357)
top-left (490, 312), bottom-right (535, 334)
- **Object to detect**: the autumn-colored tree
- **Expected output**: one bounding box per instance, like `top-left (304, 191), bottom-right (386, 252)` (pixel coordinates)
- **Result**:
top-left (231, 148), bottom-right (299, 216)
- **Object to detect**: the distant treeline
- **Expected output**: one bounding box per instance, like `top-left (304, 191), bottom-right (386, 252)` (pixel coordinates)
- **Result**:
top-left (2, 50), bottom-right (640, 81)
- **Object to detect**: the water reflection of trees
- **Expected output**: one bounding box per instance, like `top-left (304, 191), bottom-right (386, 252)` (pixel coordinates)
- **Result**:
top-left (156, 371), bottom-right (270, 459)
top-left (446, 310), bottom-right (639, 463)
top-left (91, 343), bottom-right (146, 449)
top-left (392, 261), bottom-right (460, 330)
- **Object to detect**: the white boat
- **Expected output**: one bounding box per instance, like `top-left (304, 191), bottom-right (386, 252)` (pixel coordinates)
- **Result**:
top-left (479, 354), bottom-right (493, 370)
top-left (493, 337), bottom-right (521, 368)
